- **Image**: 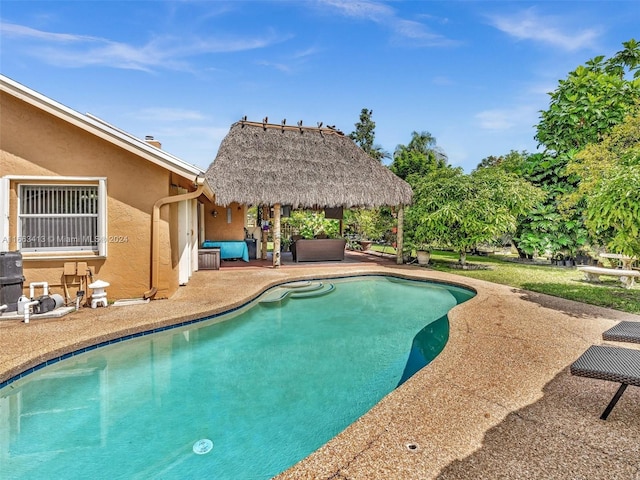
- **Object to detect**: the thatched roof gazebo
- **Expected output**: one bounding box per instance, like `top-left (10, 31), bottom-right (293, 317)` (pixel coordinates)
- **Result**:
top-left (205, 118), bottom-right (413, 266)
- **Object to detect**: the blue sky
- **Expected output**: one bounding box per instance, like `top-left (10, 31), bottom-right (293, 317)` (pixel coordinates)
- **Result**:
top-left (1, 1), bottom-right (638, 173)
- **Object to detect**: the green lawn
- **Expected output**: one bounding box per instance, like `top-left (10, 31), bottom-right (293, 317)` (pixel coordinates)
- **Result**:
top-left (369, 246), bottom-right (640, 314)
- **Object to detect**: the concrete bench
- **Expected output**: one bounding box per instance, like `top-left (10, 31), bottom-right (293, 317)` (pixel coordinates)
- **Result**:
top-left (577, 266), bottom-right (640, 289)
top-left (599, 253), bottom-right (637, 270)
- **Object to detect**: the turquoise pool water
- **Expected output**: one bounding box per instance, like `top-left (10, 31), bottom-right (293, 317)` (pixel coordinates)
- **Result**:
top-left (0, 276), bottom-right (474, 479)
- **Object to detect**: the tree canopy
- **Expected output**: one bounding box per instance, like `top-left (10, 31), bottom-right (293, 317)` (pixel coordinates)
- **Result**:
top-left (349, 108), bottom-right (389, 162)
top-left (535, 39), bottom-right (640, 154)
top-left (390, 131), bottom-right (448, 181)
top-left (345, 41), bottom-right (640, 264)
top-left (566, 107), bottom-right (640, 204)
top-left (567, 109), bottom-right (640, 257)
top-left (506, 39), bottom-right (640, 260)
top-left (475, 150), bottom-right (529, 174)
top-left (406, 167), bottom-right (542, 264)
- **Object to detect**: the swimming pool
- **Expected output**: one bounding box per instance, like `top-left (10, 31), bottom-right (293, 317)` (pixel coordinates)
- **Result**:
top-left (0, 276), bottom-right (474, 479)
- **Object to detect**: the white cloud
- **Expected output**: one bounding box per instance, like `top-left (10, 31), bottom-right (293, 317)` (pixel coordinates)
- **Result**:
top-left (476, 110), bottom-right (515, 130)
top-left (318, 0), bottom-right (394, 22)
top-left (0, 22), bottom-right (98, 43)
top-left (254, 43), bottom-right (321, 74)
top-left (487, 8), bottom-right (600, 51)
top-left (293, 46), bottom-right (321, 59)
top-left (255, 60), bottom-right (292, 73)
top-left (317, 0), bottom-right (458, 47)
top-left (475, 104), bottom-right (538, 131)
top-left (392, 18), bottom-right (457, 46)
top-left (0, 21), bottom-right (289, 72)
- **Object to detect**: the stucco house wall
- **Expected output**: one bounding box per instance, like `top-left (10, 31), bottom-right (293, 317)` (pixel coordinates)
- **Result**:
top-left (0, 76), bottom-right (212, 302)
top-left (202, 200), bottom-right (247, 241)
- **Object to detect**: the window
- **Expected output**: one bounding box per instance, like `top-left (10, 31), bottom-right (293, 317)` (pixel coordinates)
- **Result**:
top-left (16, 179), bottom-right (107, 256)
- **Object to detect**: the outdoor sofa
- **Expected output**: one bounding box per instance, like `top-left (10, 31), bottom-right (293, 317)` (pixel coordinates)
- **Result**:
top-left (290, 238), bottom-right (347, 262)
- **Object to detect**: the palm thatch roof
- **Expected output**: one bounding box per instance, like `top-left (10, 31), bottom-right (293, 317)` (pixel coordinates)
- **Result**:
top-left (205, 119), bottom-right (413, 208)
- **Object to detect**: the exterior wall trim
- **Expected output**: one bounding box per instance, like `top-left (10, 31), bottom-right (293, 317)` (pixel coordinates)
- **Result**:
top-left (0, 178), bottom-right (9, 252)
top-left (5, 175), bottom-right (108, 257)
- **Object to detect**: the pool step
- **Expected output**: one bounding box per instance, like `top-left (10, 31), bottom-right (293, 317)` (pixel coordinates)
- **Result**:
top-left (281, 280), bottom-right (316, 289)
top-left (259, 281), bottom-right (335, 306)
top-left (289, 282), bottom-right (335, 299)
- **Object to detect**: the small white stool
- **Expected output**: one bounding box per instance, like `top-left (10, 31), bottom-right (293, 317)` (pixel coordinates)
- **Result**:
top-left (89, 279), bottom-right (110, 308)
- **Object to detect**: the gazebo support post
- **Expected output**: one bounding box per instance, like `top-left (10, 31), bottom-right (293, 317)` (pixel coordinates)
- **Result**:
top-left (396, 205), bottom-right (404, 265)
top-left (261, 205), bottom-right (269, 260)
top-left (273, 203), bottom-right (281, 268)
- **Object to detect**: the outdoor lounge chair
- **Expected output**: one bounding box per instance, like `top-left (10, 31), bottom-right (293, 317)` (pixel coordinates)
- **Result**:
top-left (602, 321), bottom-right (640, 344)
top-left (570, 344), bottom-right (640, 419)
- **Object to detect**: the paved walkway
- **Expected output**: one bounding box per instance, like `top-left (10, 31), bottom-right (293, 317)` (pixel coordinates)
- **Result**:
top-left (1, 253), bottom-right (639, 479)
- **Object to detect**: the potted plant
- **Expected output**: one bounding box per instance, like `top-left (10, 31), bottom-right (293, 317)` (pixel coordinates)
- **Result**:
top-left (402, 234), bottom-right (433, 266)
top-left (551, 252), bottom-right (564, 266)
top-left (351, 209), bottom-right (388, 251)
top-left (359, 239), bottom-right (373, 251)
top-left (416, 248), bottom-right (431, 266)
top-left (346, 238), bottom-right (362, 251)
top-left (280, 238), bottom-right (292, 252)
top-left (404, 209), bottom-right (437, 266)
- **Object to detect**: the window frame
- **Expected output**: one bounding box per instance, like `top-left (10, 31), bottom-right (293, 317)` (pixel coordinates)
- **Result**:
top-left (0, 177), bottom-right (9, 252)
top-left (4, 176), bottom-right (107, 258)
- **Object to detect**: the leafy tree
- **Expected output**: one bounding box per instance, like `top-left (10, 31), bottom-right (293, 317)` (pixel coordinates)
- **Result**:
top-left (349, 108), bottom-right (389, 162)
top-left (404, 130), bottom-right (437, 154)
top-left (343, 208), bottom-right (392, 242)
top-left (407, 167), bottom-right (543, 264)
top-left (514, 203), bottom-right (588, 260)
top-left (566, 109), bottom-right (640, 257)
top-left (508, 151), bottom-right (588, 259)
top-left (514, 40), bottom-right (640, 260)
top-left (586, 166), bottom-right (640, 257)
top-left (606, 38), bottom-right (640, 78)
top-left (475, 155), bottom-right (502, 170)
top-left (283, 211), bottom-right (340, 238)
top-left (475, 150), bottom-right (528, 174)
top-left (474, 150), bottom-right (585, 259)
top-left (511, 203), bottom-right (558, 259)
top-left (535, 39), bottom-right (640, 154)
top-left (566, 107), bottom-right (640, 207)
top-left (347, 109), bottom-right (395, 242)
top-left (390, 131), bottom-right (447, 181)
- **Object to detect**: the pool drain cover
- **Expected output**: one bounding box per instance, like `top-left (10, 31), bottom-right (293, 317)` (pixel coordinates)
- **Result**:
top-left (193, 439), bottom-right (213, 454)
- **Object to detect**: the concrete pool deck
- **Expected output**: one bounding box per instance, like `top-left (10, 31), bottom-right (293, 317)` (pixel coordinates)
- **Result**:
top-left (1, 252), bottom-right (639, 478)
